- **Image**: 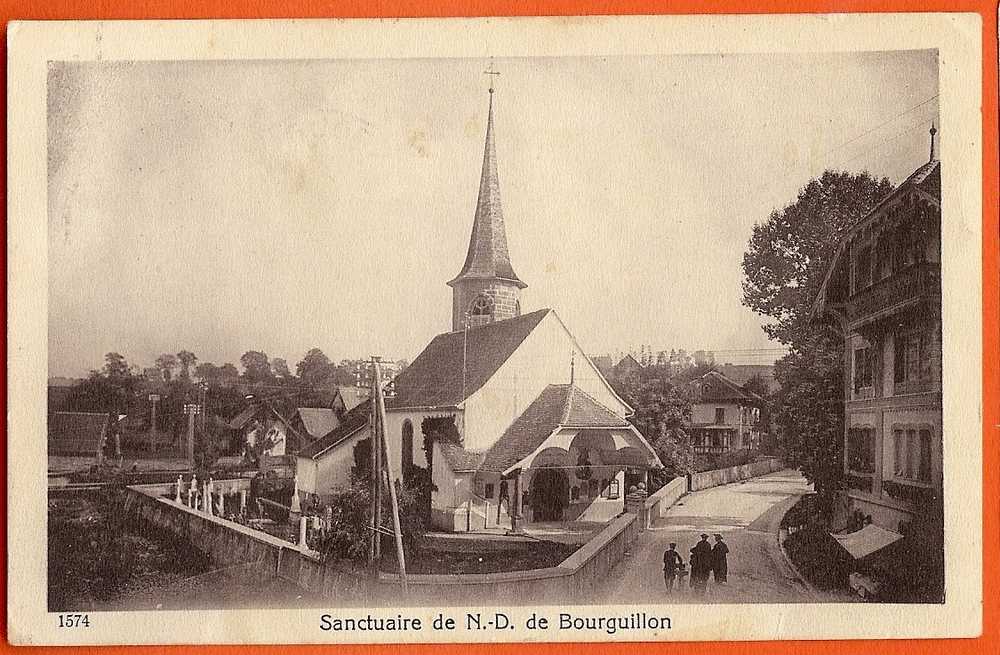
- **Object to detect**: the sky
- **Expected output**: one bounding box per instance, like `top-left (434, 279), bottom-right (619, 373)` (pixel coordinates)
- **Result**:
top-left (47, 51), bottom-right (939, 378)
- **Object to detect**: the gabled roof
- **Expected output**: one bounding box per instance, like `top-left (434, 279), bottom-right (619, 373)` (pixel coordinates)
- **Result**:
top-left (48, 412), bottom-right (108, 456)
top-left (478, 384), bottom-right (629, 473)
top-left (447, 91), bottom-right (526, 289)
top-left (812, 159), bottom-right (941, 319)
top-left (296, 407), bottom-right (339, 439)
top-left (690, 371), bottom-right (764, 405)
top-left (437, 442), bottom-right (485, 473)
top-left (296, 402), bottom-right (370, 460)
top-left (335, 386), bottom-right (369, 412)
top-left (389, 308), bottom-right (550, 408)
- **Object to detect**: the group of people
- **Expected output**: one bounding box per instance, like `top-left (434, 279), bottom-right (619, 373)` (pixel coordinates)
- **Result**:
top-left (662, 533), bottom-right (729, 595)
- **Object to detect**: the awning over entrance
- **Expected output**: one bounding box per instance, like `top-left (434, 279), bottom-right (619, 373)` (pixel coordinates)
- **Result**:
top-left (501, 426), bottom-right (660, 476)
top-left (831, 524), bottom-right (904, 559)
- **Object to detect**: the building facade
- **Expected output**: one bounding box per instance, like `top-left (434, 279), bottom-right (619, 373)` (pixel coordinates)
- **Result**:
top-left (685, 371), bottom-right (763, 454)
top-left (813, 130), bottom-right (942, 534)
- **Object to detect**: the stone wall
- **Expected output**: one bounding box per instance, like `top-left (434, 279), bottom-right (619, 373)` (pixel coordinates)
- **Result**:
top-left (688, 456), bottom-right (784, 491)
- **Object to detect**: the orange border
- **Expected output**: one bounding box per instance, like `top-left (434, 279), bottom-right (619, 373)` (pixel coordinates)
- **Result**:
top-left (2, 1), bottom-right (996, 654)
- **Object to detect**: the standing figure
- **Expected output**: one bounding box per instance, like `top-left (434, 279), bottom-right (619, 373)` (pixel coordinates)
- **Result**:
top-left (662, 542), bottom-right (684, 594)
top-left (497, 478), bottom-right (510, 524)
top-left (690, 533), bottom-right (712, 594)
top-left (712, 533), bottom-right (729, 584)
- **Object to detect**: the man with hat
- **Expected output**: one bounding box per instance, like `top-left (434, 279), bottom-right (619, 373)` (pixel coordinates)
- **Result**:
top-left (662, 542), bottom-right (684, 594)
top-left (711, 533), bottom-right (729, 584)
top-left (689, 533), bottom-right (713, 595)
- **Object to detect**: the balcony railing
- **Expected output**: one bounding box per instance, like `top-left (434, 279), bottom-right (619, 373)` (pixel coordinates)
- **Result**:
top-left (847, 262), bottom-right (940, 327)
top-left (882, 479), bottom-right (938, 506)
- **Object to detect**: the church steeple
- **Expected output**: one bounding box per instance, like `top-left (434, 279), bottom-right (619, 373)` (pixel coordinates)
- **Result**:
top-left (447, 73), bottom-right (527, 332)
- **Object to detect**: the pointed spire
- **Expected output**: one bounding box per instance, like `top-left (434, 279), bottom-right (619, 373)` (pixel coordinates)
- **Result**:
top-left (929, 123), bottom-right (938, 162)
top-left (448, 85), bottom-right (526, 289)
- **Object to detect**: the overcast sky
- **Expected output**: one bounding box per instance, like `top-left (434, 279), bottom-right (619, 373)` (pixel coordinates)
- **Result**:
top-left (47, 51), bottom-right (938, 378)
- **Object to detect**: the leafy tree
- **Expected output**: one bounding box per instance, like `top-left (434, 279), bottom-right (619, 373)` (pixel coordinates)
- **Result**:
top-left (617, 376), bottom-right (692, 485)
top-left (194, 362), bottom-right (221, 383)
top-left (296, 348), bottom-right (332, 385)
top-left (218, 363), bottom-right (239, 381)
top-left (742, 170), bottom-right (892, 496)
top-left (240, 350), bottom-right (273, 382)
top-left (176, 350), bottom-right (198, 380)
top-left (272, 357), bottom-right (291, 379)
top-left (64, 353), bottom-right (140, 417)
top-left (155, 353), bottom-right (179, 382)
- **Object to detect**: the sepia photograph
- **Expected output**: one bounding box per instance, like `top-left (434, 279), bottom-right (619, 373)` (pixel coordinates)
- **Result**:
top-left (7, 14), bottom-right (984, 645)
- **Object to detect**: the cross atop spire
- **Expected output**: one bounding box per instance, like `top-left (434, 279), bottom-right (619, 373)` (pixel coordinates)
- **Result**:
top-left (929, 122), bottom-right (938, 162)
top-left (484, 60), bottom-right (501, 94)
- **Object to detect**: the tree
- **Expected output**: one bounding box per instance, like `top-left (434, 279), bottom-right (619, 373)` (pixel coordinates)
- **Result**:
top-left (155, 353), bottom-right (179, 382)
top-left (240, 351), bottom-right (272, 382)
top-left (742, 170), bottom-right (893, 496)
top-left (194, 362), bottom-right (220, 383)
top-left (102, 352), bottom-right (130, 379)
top-left (618, 376), bottom-right (692, 484)
top-left (271, 357), bottom-right (291, 379)
top-left (296, 348), bottom-right (331, 385)
top-left (64, 353), bottom-right (139, 416)
top-left (176, 350), bottom-right (198, 380)
top-left (218, 363), bottom-right (239, 381)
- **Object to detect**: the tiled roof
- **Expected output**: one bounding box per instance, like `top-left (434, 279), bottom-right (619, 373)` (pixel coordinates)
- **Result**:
top-left (296, 407), bottom-right (339, 439)
top-left (48, 412), bottom-right (108, 456)
top-left (869, 160), bottom-right (941, 217)
top-left (447, 92), bottom-right (526, 289)
top-left (437, 442), bottom-right (485, 473)
top-left (691, 371), bottom-right (765, 405)
top-left (389, 309), bottom-right (550, 408)
top-left (478, 384), bottom-right (628, 473)
top-left (296, 402), bottom-right (370, 460)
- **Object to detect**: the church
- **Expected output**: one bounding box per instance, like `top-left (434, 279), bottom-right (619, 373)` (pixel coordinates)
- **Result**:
top-left (382, 82), bottom-right (662, 532)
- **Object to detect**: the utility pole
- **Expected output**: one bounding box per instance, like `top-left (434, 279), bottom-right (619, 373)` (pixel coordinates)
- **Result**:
top-left (149, 393), bottom-right (160, 452)
top-left (373, 357), bottom-right (408, 591)
top-left (183, 403), bottom-right (201, 466)
top-left (368, 356), bottom-right (381, 577)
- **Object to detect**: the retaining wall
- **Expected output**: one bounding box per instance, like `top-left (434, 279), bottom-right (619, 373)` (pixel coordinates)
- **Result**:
top-left (688, 456), bottom-right (784, 491)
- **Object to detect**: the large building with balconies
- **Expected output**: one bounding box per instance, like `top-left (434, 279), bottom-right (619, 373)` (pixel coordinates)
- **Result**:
top-left (812, 127), bottom-right (942, 536)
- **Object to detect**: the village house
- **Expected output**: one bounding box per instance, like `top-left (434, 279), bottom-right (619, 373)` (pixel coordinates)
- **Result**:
top-left (369, 85), bottom-right (662, 532)
top-left (48, 411), bottom-right (112, 468)
top-left (812, 127), bottom-right (942, 537)
top-left (685, 371), bottom-right (763, 454)
top-left (295, 402), bottom-right (371, 502)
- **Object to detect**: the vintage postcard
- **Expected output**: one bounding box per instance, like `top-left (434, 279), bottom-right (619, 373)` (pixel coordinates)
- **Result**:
top-left (6, 13), bottom-right (985, 645)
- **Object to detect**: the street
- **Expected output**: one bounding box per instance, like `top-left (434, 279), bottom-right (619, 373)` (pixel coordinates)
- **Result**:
top-left (599, 469), bottom-right (820, 604)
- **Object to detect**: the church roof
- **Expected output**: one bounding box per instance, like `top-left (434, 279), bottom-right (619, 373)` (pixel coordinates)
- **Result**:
top-left (447, 90), bottom-right (526, 289)
top-left (389, 308), bottom-right (550, 408)
top-left (437, 442), bottom-right (485, 473)
top-left (478, 384), bottom-right (629, 473)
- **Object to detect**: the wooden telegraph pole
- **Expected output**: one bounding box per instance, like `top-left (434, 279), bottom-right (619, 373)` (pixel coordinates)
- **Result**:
top-left (369, 356), bottom-right (383, 577)
top-left (183, 402), bottom-right (200, 466)
top-left (373, 357), bottom-right (408, 591)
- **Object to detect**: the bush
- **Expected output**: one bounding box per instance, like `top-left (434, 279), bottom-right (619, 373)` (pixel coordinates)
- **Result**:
top-left (318, 473), bottom-right (429, 564)
top-left (783, 523), bottom-right (853, 590)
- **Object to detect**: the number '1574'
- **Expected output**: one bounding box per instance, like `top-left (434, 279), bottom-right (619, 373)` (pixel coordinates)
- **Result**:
top-left (57, 614), bottom-right (89, 628)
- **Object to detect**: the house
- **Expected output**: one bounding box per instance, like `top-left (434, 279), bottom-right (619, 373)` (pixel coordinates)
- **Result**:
top-left (612, 354), bottom-right (643, 380)
top-left (295, 402), bottom-right (371, 502)
top-left (332, 385), bottom-right (369, 413)
top-left (291, 407), bottom-right (340, 442)
top-left (812, 127), bottom-right (942, 536)
top-left (228, 403), bottom-right (308, 457)
top-left (685, 371), bottom-right (764, 454)
top-left (714, 363), bottom-right (777, 393)
top-left (373, 85), bottom-right (662, 532)
top-left (48, 411), bottom-right (110, 465)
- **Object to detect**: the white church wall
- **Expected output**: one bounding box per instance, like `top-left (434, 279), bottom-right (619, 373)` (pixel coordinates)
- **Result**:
top-left (382, 409), bottom-right (462, 483)
top-left (463, 311), bottom-right (630, 452)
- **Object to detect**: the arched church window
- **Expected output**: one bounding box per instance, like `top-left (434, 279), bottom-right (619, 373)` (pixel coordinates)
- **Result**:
top-left (469, 295), bottom-right (494, 318)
